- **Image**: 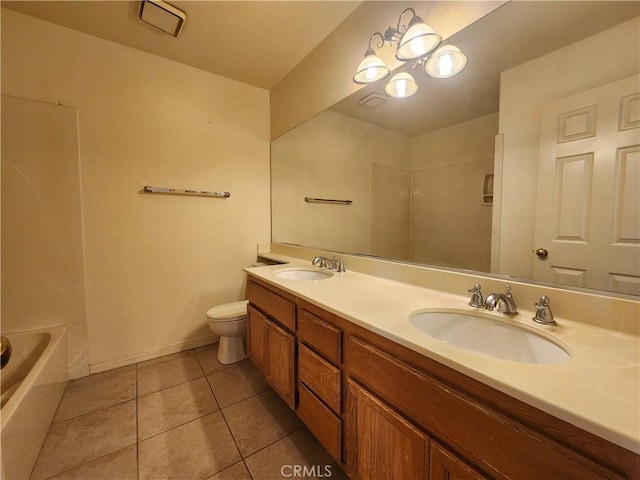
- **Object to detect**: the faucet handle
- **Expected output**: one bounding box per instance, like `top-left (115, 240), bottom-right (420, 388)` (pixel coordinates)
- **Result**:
top-left (468, 284), bottom-right (484, 308)
top-left (533, 296), bottom-right (556, 325)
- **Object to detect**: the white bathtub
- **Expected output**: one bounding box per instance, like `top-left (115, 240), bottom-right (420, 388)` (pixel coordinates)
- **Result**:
top-left (1, 325), bottom-right (69, 480)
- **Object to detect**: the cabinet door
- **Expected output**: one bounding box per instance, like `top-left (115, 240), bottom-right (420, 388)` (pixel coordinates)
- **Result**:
top-left (266, 318), bottom-right (296, 409)
top-left (247, 304), bottom-right (268, 374)
top-left (430, 442), bottom-right (489, 480)
top-left (346, 379), bottom-right (428, 480)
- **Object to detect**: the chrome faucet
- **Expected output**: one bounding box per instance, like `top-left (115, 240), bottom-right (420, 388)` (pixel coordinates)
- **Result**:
top-left (312, 256), bottom-right (346, 272)
top-left (484, 284), bottom-right (518, 314)
top-left (533, 296), bottom-right (556, 325)
top-left (468, 284), bottom-right (484, 308)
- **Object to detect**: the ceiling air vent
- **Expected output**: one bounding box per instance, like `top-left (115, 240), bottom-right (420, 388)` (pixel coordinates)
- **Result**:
top-left (359, 93), bottom-right (388, 108)
top-left (138, 0), bottom-right (186, 37)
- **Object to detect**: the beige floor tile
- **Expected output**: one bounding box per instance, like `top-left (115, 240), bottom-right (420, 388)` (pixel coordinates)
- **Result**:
top-left (31, 400), bottom-right (137, 480)
top-left (195, 343), bottom-right (226, 375)
top-left (205, 461), bottom-right (252, 480)
top-left (222, 389), bottom-right (302, 457)
top-left (54, 365), bottom-right (137, 423)
top-left (138, 377), bottom-right (219, 440)
top-left (138, 412), bottom-right (241, 480)
top-left (206, 359), bottom-right (269, 407)
top-left (45, 445), bottom-right (138, 480)
top-left (245, 428), bottom-right (348, 480)
top-left (137, 351), bottom-right (204, 396)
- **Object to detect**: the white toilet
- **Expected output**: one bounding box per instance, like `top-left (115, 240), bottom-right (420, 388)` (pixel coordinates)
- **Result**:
top-left (206, 299), bottom-right (249, 364)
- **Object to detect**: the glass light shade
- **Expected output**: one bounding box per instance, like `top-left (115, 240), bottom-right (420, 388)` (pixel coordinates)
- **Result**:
top-left (353, 54), bottom-right (390, 84)
top-left (384, 72), bottom-right (418, 98)
top-left (425, 45), bottom-right (467, 78)
top-left (396, 23), bottom-right (442, 61)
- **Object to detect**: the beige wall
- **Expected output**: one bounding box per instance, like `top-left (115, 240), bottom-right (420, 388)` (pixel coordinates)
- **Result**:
top-left (270, 1), bottom-right (506, 140)
top-left (410, 113), bottom-right (497, 270)
top-left (1, 9), bottom-right (271, 373)
top-left (271, 110), bottom-right (410, 257)
top-left (497, 17), bottom-right (640, 279)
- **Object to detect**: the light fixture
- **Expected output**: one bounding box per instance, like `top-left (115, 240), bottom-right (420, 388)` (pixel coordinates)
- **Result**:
top-left (138, 0), bottom-right (186, 37)
top-left (353, 8), bottom-right (466, 98)
top-left (425, 45), bottom-right (468, 78)
top-left (396, 15), bottom-right (442, 61)
top-left (384, 72), bottom-right (419, 99)
top-left (353, 47), bottom-right (390, 84)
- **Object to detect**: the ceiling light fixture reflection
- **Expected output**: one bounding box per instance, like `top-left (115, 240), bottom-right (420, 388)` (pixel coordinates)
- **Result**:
top-left (353, 49), bottom-right (390, 84)
top-left (384, 72), bottom-right (419, 98)
top-left (425, 45), bottom-right (468, 78)
top-left (353, 7), bottom-right (467, 98)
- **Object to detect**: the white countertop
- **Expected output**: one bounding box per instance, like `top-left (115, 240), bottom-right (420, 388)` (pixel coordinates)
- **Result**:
top-left (245, 257), bottom-right (640, 455)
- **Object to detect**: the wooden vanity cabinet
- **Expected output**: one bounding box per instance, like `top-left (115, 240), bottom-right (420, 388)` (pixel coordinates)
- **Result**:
top-left (429, 442), bottom-right (489, 480)
top-left (246, 279), bottom-right (296, 408)
top-left (345, 334), bottom-right (630, 480)
top-left (346, 379), bottom-right (430, 480)
top-left (245, 276), bottom-right (639, 480)
top-left (246, 304), bottom-right (268, 372)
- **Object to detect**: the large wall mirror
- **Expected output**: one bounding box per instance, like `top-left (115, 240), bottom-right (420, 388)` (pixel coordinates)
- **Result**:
top-left (271, 1), bottom-right (640, 296)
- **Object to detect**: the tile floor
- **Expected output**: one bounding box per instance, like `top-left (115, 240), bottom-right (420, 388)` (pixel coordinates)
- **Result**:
top-left (30, 343), bottom-right (347, 480)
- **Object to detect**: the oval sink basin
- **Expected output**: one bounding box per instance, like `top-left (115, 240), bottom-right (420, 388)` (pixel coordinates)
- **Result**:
top-left (274, 268), bottom-right (333, 281)
top-left (409, 310), bottom-right (570, 364)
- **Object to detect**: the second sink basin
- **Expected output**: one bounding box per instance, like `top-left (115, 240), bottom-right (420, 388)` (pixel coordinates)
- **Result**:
top-left (274, 268), bottom-right (333, 281)
top-left (409, 310), bottom-right (570, 364)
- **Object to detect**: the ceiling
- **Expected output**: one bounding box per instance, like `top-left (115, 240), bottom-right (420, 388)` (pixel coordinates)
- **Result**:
top-left (330, 1), bottom-right (640, 137)
top-left (1, 0), bottom-right (361, 90)
top-left (3, 1), bottom-right (638, 136)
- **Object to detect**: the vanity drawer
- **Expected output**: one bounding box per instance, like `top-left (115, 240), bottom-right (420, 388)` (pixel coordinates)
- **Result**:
top-left (297, 382), bottom-right (342, 463)
top-left (298, 343), bottom-right (341, 413)
top-left (247, 280), bottom-right (296, 331)
top-left (298, 309), bottom-right (341, 365)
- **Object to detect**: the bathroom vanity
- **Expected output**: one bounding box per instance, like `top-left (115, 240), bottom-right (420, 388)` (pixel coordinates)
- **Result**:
top-left (245, 263), bottom-right (639, 480)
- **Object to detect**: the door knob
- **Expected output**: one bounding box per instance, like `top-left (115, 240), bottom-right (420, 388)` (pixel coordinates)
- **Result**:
top-left (535, 248), bottom-right (548, 259)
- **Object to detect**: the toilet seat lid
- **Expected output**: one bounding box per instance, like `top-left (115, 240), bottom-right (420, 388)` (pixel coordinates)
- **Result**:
top-left (206, 300), bottom-right (248, 321)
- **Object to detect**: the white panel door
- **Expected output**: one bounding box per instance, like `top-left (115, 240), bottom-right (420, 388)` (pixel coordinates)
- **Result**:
top-left (533, 76), bottom-right (640, 295)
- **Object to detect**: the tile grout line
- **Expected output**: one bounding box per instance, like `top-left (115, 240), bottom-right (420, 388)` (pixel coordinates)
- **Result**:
top-left (241, 425), bottom-right (308, 463)
top-left (198, 345), bottom-right (256, 479)
top-left (38, 447), bottom-right (136, 480)
top-left (136, 359), bottom-right (140, 480)
top-left (35, 344), bottom-right (317, 480)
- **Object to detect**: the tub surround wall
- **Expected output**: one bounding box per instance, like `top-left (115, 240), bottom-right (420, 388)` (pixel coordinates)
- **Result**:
top-left (1, 9), bottom-right (271, 373)
top-left (410, 113), bottom-right (497, 271)
top-left (1, 95), bottom-right (89, 379)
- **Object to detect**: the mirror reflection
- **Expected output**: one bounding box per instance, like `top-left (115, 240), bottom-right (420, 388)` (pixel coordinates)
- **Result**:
top-left (271, 1), bottom-right (640, 296)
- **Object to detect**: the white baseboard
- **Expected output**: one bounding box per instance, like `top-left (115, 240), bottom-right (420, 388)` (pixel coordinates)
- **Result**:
top-left (88, 334), bottom-right (219, 375)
